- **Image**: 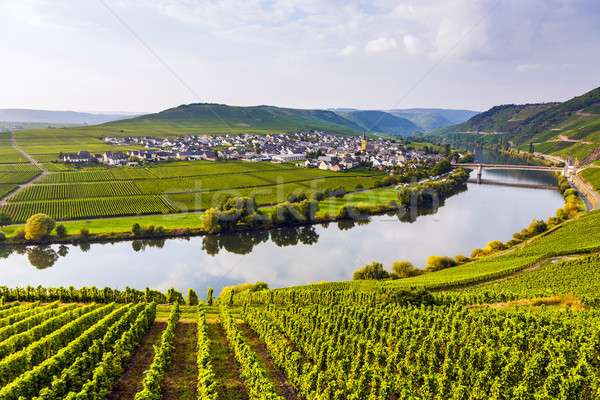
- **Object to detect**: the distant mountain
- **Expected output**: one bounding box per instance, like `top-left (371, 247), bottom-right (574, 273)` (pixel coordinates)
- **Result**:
top-left (338, 110), bottom-right (421, 137)
top-left (0, 109), bottom-right (139, 125)
top-left (387, 108), bottom-right (481, 131)
top-left (105, 103), bottom-right (364, 136)
top-left (445, 86), bottom-right (600, 164)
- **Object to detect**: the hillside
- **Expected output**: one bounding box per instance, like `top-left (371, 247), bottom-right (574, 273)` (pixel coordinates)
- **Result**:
top-left (450, 86), bottom-right (600, 164)
top-left (387, 108), bottom-right (480, 131)
top-left (339, 110), bottom-right (421, 136)
top-left (0, 109), bottom-right (137, 125)
top-left (108, 103), bottom-right (364, 136)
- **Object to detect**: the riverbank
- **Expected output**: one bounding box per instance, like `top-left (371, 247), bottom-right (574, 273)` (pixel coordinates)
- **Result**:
top-left (0, 169), bottom-right (471, 246)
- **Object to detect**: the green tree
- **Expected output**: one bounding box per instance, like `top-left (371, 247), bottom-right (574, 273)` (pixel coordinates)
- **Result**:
top-left (252, 281), bottom-right (269, 291)
top-left (353, 261), bottom-right (390, 280)
top-left (391, 260), bottom-right (422, 278)
top-left (132, 223), bottom-right (141, 236)
top-left (529, 142), bottom-right (534, 153)
top-left (187, 288), bottom-right (199, 306)
top-left (207, 287), bottom-right (214, 306)
top-left (24, 213), bottom-right (56, 241)
top-left (0, 212), bottom-right (12, 231)
top-left (55, 224), bottom-right (67, 238)
top-left (431, 159), bottom-right (452, 176)
top-left (424, 255), bottom-right (457, 272)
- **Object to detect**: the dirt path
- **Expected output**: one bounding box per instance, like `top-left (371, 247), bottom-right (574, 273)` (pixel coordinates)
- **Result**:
top-left (0, 131), bottom-right (48, 204)
top-left (107, 320), bottom-right (167, 400)
top-left (207, 320), bottom-right (249, 400)
top-left (161, 321), bottom-right (198, 399)
top-left (238, 322), bottom-right (303, 400)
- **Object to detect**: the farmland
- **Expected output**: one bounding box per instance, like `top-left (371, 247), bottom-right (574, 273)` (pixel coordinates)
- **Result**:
top-left (0, 160), bottom-right (385, 223)
top-left (1, 280), bottom-right (599, 399)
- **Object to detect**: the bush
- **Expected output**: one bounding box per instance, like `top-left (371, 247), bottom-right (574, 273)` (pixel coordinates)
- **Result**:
top-left (454, 254), bottom-right (470, 264)
top-left (391, 261), bottom-right (422, 278)
top-left (132, 223), bottom-right (141, 236)
top-left (0, 232), bottom-right (5, 242)
top-left (485, 240), bottom-right (506, 253)
top-left (55, 224), bottom-right (67, 238)
top-left (353, 261), bottom-right (390, 280)
top-left (25, 214), bottom-right (56, 241)
top-left (12, 228), bottom-right (26, 242)
top-left (252, 281), bottom-right (269, 291)
top-left (424, 255), bottom-right (457, 272)
top-left (79, 227), bottom-right (90, 242)
top-left (187, 288), bottom-right (199, 306)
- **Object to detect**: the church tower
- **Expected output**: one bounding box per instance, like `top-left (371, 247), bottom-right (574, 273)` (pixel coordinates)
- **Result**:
top-left (361, 131), bottom-right (367, 151)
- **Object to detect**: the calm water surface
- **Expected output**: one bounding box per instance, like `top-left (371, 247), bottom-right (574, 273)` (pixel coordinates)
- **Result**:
top-left (0, 151), bottom-right (565, 295)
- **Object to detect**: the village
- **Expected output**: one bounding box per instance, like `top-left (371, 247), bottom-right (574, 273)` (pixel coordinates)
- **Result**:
top-left (62, 131), bottom-right (446, 171)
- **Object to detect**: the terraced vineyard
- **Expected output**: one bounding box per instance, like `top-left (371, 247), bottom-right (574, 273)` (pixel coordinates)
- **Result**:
top-left (0, 160), bottom-right (384, 223)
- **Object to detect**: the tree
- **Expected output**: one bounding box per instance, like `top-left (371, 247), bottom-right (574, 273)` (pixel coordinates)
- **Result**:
top-left (353, 261), bottom-right (390, 280)
top-left (431, 159), bottom-right (452, 176)
top-left (55, 224), bottom-right (67, 238)
top-left (25, 214), bottom-right (56, 241)
top-left (424, 255), bottom-right (457, 272)
top-left (207, 287), bottom-right (214, 306)
top-left (391, 261), bottom-right (422, 278)
top-left (187, 288), bottom-right (199, 306)
top-left (252, 281), bottom-right (269, 291)
top-left (529, 142), bottom-right (534, 153)
top-left (0, 213), bottom-right (12, 231)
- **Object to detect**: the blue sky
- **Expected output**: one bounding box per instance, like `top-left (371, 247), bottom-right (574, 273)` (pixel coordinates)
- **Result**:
top-left (1, 0), bottom-right (599, 113)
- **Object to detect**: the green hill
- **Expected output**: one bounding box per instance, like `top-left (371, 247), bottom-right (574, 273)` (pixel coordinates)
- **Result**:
top-left (449, 86), bottom-right (600, 164)
top-left (108, 103), bottom-right (364, 136)
top-left (387, 108), bottom-right (480, 131)
top-left (339, 110), bottom-right (421, 136)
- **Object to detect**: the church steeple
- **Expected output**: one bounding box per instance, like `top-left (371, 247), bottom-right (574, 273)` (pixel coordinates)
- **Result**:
top-left (361, 131), bottom-right (367, 151)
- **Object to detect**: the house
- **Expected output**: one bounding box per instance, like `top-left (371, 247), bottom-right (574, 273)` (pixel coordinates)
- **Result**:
top-left (176, 151), bottom-right (192, 160)
top-left (200, 150), bottom-right (217, 161)
top-left (63, 151), bottom-right (91, 163)
top-left (103, 151), bottom-right (128, 165)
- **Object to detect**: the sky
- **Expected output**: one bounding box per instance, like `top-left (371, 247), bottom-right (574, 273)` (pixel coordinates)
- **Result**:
top-left (0, 0), bottom-right (599, 114)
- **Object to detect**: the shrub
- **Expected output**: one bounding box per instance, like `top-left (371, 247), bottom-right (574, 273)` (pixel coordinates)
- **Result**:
top-left (424, 255), bottom-right (457, 272)
top-left (353, 262), bottom-right (390, 280)
top-left (391, 261), bottom-right (422, 278)
top-left (12, 228), bottom-right (26, 242)
top-left (454, 254), bottom-right (470, 264)
top-left (55, 224), bottom-right (67, 238)
top-left (25, 214), bottom-right (56, 241)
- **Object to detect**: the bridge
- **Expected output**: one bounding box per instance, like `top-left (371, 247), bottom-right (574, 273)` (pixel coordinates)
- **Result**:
top-left (452, 163), bottom-right (576, 183)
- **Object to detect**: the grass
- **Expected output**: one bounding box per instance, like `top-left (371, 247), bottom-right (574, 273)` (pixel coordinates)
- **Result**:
top-left (378, 208), bottom-right (600, 291)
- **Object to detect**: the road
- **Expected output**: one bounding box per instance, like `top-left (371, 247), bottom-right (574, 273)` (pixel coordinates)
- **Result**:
top-left (569, 173), bottom-right (600, 211)
top-left (0, 131), bottom-right (48, 205)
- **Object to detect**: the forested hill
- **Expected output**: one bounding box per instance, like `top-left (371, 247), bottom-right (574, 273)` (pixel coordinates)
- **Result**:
top-left (452, 86), bottom-right (600, 163)
top-left (339, 110), bottom-right (421, 136)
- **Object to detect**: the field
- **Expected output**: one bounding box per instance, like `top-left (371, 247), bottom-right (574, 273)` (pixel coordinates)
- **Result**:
top-left (0, 160), bottom-right (385, 223)
top-left (1, 282), bottom-right (599, 399)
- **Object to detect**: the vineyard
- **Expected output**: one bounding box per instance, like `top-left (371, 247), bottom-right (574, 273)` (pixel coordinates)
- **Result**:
top-left (0, 160), bottom-right (384, 223)
top-left (0, 281), bottom-right (599, 399)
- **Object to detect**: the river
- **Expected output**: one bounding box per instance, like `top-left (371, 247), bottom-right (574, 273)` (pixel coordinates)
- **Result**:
top-left (0, 150), bottom-right (565, 296)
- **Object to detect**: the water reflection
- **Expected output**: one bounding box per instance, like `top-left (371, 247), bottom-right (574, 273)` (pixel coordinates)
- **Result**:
top-left (0, 195), bottom-right (467, 268)
top-left (27, 246), bottom-right (59, 270)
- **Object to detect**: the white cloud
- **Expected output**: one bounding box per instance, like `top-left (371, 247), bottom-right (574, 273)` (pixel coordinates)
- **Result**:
top-left (365, 37), bottom-right (397, 54)
top-left (403, 34), bottom-right (424, 55)
top-left (339, 44), bottom-right (359, 57)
